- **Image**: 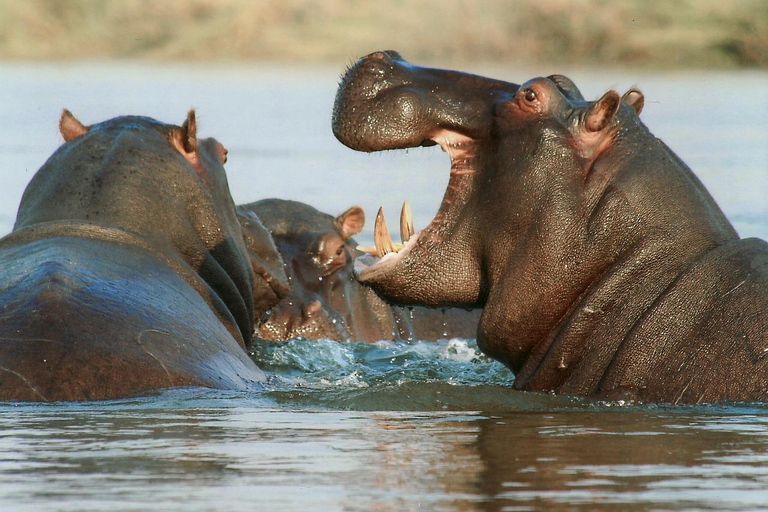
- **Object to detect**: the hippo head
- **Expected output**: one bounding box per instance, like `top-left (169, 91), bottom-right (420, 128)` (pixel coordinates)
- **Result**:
top-left (333, 52), bottom-right (655, 358)
top-left (242, 199), bottom-right (420, 342)
top-left (17, 110), bottom-right (261, 347)
top-left (333, 51), bottom-right (523, 308)
top-left (242, 199), bottom-right (362, 341)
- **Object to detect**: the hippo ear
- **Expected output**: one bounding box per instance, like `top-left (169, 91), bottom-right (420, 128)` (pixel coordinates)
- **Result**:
top-left (585, 90), bottom-right (621, 132)
top-left (180, 109), bottom-right (198, 153)
top-left (169, 110), bottom-right (200, 165)
top-left (336, 206), bottom-right (365, 239)
top-left (621, 88), bottom-right (644, 115)
top-left (59, 109), bottom-right (88, 141)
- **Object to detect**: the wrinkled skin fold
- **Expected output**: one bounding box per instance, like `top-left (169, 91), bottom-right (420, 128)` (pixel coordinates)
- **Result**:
top-left (333, 50), bottom-right (768, 404)
top-left (0, 110), bottom-right (282, 401)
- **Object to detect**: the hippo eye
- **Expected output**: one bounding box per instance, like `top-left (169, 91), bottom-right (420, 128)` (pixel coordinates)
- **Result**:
top-left (524, 89), bottom-right (537, 103)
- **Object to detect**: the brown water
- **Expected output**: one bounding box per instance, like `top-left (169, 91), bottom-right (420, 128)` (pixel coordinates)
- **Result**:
top-left (0, 63), bottom-right (766, 511)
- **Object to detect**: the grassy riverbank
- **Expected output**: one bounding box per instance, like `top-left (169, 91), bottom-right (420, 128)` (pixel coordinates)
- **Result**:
top-left (0, 0), bottom-right (765, 68)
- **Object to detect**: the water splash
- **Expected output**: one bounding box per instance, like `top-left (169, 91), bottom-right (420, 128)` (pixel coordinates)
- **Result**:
top-left (250, 337), bottom-right (517, 410)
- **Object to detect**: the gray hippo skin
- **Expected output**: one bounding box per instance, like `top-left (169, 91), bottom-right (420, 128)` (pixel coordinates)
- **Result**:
top-left (332, 50), bottom-right (768, 404)
top-left (239, 199), bottom-right (480, 342)
top-left (0, 110), bottom-right (277, 401)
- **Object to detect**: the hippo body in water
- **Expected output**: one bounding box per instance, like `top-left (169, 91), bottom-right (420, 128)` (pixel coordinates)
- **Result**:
top-left (332, 51), bottom-right (768, 404)
top-left (239, 199), bottom-right (480, 342)
top-left (0, 111), bottom-right (283, 401)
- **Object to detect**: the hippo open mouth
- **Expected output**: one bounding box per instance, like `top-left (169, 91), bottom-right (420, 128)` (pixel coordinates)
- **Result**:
top-left (352, 131), bottom-right (477, 277)
top-left (332, 51), bottom-right (519, 308)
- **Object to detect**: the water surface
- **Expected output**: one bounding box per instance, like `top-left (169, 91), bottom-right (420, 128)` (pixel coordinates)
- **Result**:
top-left (0, 63), bottom-right (766, 511)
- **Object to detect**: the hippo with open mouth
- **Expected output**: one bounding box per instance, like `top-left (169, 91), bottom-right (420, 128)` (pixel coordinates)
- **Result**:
top-left (332, 51), bottom-right (768, 404)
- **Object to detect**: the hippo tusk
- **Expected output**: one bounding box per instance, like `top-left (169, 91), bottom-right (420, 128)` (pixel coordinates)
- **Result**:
top-left (357, 205), bottom-right (409, 255)
top-left (400, 201), bottom-right (414, 244)
top-left (374, 207), bottom-right (397, 256)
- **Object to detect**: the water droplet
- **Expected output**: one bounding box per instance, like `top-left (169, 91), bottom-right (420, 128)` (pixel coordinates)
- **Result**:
top-left (318, 276), bottom-right (323, 282)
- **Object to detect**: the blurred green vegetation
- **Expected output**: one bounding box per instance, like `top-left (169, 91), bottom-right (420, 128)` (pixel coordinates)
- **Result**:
top-left (0, 0), bottom-right (765, 68)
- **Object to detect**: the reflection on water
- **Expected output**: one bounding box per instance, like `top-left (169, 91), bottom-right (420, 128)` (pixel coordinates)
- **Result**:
top-left (0, 63), bottom-right (766, 511)
top-left (3, 340), bottom-right (768, 511)
top-left (3, 395), bottom-right (768, 512)
top-left (475, 411), bottom-right (768, 511)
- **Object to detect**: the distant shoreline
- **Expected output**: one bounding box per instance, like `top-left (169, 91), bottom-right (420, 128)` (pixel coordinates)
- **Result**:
top-left (0, 0), bottom-right (765, 69)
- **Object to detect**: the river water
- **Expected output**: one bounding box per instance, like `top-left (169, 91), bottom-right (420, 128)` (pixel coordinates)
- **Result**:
top-left (0, 62), bottom-right (766, 511)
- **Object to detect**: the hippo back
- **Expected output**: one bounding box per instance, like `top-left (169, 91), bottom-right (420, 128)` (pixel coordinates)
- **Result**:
top-left (0, 233), bottom-right (263, 401)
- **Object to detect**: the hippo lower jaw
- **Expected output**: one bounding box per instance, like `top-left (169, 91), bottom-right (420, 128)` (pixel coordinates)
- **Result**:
top-left (354, 231), bottom-right (421, 281)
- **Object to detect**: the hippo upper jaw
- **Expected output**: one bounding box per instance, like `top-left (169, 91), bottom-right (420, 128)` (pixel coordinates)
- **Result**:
top-left (332, 51), bottom-right (518, 153)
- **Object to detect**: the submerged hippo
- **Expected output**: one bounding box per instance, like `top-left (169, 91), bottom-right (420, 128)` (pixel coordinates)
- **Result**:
top-left (332, 51), bottom-right (768, 403)
top-left (239, 199), bottom-right (480, 342)
top-left (0, 110), bottom-right (281, 401)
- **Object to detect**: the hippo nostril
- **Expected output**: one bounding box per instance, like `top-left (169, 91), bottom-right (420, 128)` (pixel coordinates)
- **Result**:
top-left (368, 51), bottom-right (391, 62)
top-left (302, 300), bottom-right (323, 318)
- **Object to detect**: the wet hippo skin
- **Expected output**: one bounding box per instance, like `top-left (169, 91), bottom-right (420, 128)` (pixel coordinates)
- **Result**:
top-left (239, 199), bottom-right (480, 342)
top-left (332, 50), bottom-right (768, 403)
top-left (0, 110), bottom-right (279, 401)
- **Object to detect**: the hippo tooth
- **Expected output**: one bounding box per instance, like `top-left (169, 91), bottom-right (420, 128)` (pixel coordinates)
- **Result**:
top-left (400, 200), bottom-right (414, 244)
top-left (374, 206), bottom-right (397, 256)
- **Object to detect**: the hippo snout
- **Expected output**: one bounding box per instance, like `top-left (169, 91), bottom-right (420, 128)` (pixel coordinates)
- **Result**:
top-left (333, 50), bottom-right (520, 153)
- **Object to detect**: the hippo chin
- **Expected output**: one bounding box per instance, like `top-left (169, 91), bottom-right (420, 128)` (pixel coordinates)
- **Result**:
top-left (0, 110), bottom-right (278, 401)
top-left (239, 198), bottom-right (479, 342)
top-left (333, 51), bottom-right (768, 404)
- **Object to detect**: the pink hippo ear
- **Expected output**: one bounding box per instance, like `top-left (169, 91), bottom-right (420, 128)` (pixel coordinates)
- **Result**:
top-left (585, 90), bottom-right (621, 132)
top-left (621, 88), bottom-right (645, 115)
top-left (59, 109), bottom-right (88, 141)
top-left (180, 109), bottom-right (197, 153)
top-left (336, 206), bottom-right (365, 239)
top-left (169, 110), bottom-right (201, 168)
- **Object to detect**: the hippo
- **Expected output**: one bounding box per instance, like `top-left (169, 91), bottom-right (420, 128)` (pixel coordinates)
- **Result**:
top-left (239, 198), bottom-right (480, 342)
top-left (0, 110), bottom-right (281, 401)
top-left (332, 50), bottom-right (768, 404)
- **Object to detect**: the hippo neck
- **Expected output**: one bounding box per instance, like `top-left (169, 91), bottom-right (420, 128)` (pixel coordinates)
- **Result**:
top-left (480, 137), bottom-right (741, 395)
top-left (510, 239), bottom-right (695, 393)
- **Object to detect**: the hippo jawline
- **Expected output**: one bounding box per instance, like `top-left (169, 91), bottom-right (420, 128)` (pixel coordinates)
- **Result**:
top-left (354, 129), bottom-right (478, 283)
